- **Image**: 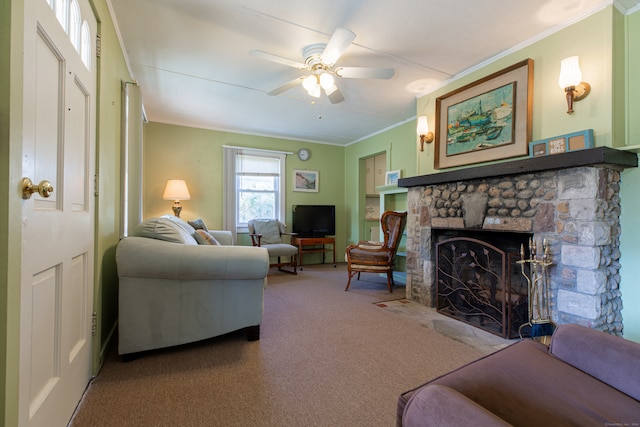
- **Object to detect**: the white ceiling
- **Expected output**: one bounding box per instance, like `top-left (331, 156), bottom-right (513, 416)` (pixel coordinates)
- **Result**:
top-left (108, 0), bottom-right (639, 146)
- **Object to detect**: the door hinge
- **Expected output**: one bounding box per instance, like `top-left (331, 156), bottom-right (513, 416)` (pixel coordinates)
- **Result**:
top-left (96, 34), bottom-right (101, 58)
top-left (94, 173), bottom-right (99, 197)
top-left (91, 312), bottom-right (97, 337)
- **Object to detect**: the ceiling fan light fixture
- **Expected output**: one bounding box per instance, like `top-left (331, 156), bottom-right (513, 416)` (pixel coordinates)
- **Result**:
top-left (302, 75), bottom-right (317, 92)
top-left (319, 72), bottom-right (334, 90)
top-left (309, 84), bottom-right (321, 98)
top-left (325, 84), bottom-right (338, 96)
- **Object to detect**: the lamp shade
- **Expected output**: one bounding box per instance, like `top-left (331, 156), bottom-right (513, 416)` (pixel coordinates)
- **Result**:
top-left (163, 179), bottom-right (191, 200)
top-left (417, 116), bottom-right (429, 135)
top-left (558, 56), bottom-right (582, 89)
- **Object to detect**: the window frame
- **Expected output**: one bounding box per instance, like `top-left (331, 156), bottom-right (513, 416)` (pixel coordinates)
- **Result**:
top-left (223, 146), bottom-right (287, 236)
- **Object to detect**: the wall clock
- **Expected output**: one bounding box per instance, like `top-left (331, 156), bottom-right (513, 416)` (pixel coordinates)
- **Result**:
top-left (297, 148), bottom-right (310, 161)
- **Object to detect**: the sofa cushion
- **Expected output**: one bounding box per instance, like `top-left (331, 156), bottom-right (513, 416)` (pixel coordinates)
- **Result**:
top-left (133, 217), bottom-right (198, 245)
top-left (252, 220), bottom-right (282, 244)
top-left (195, 229), bottom-right (221, 246)
top-left (188, 218), bottom-right (208, 231)
top-left (549, 323), bottom-right (640, 401)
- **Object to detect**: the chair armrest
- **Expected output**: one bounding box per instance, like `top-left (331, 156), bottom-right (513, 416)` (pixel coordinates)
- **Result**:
top-left (347, 242), bottom-right (389, 253)
top-left (116, 236), bottom-right (269, 280)
top-left (249, 233), bottom-right (262, 246)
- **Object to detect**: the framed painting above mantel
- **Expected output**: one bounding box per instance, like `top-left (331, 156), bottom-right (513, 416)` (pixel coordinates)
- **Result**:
top-left (434, 58), bottom-right (533, 169)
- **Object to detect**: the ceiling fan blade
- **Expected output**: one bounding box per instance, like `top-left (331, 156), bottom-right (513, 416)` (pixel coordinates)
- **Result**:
top-left (326, 85), bottom-right (345, 104)
top-left (321, 28), bottom-right (356, 66)
top-left (266, 77), bottom-right (305, 96)
top-left (335, 67), bottom-right (395, 79)
top-left (250, 50), bottom-right (307, 69)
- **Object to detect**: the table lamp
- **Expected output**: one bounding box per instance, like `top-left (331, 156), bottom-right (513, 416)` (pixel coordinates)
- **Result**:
top-left (162, 179), bottom-right (190, 217)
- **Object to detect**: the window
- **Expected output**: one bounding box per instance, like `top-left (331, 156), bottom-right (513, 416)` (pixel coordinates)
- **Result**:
top-left (55, 0), bottom-right (69, 33)
top-left (223, 147), bottom-right (286, 235)
top-left (69, 0), bottom-right (81, 51)
top-left (47, 0), bottom-right (92, 71)
top-left (80, 20), bottom-right (91, 69)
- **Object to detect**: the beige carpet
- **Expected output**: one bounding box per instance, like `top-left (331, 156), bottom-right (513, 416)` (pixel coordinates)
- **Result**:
top-left (70, 264), bottom-right (484, 427)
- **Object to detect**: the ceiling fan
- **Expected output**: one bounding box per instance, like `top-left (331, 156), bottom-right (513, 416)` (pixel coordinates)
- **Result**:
top-left (250, 28), bottom-right (394, 104)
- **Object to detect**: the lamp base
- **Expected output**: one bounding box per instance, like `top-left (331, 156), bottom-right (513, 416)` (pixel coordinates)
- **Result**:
top-left (172, 201), bottom-right (182, 218)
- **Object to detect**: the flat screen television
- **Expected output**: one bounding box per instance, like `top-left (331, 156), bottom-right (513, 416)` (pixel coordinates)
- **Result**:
top-left (292, 205), bottom-right (335, 237)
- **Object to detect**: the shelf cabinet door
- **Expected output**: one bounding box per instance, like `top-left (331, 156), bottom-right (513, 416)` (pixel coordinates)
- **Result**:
top-left (374, 154), bottom-right (386, 188)
top-left (365, 156), bottom-right (375, 195)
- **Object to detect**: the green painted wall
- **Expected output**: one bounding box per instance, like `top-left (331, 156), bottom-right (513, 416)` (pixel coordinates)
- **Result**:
top-left (91, 0), bottom-right (133, 370)
top-left (416, 9), bottom-right (618, 178)
top-left (1, 0), bottom-right (17, 423)
top-left (619, 8), bottom-right (640, 342)
top-left (343, 120), bottom-right (416, 245)
top-left (143, 122), bottom-right (346, 259)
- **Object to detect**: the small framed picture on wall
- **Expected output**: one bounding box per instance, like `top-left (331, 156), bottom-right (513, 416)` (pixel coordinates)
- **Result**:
top-left (293, 170), bottom-right (319, 192)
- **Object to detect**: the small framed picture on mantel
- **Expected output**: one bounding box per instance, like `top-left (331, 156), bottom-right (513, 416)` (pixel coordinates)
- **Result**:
top-left (385, 170), bottom-right (401, 186)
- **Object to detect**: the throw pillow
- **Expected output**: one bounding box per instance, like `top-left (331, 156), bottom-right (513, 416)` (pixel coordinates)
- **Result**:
top-left (195, 229), bottom-right (221, 246)
top-left (188, 218), bottom-right (208, 231)
top-left (253, 220), bottom-right (282, 244)
top-left (133, 217), bottom-right (198, 245)
top-left (162, 215), bottom-right (200, 240)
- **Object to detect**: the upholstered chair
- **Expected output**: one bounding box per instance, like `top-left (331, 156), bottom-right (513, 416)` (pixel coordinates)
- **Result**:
top-left (345, 210), bottom-right (407, 292)
top-left (248, 219), bottom-right (298, 274)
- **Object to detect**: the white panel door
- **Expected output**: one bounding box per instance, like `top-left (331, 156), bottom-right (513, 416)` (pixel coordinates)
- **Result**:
top-left (19, 0), bottom-right (96, 425)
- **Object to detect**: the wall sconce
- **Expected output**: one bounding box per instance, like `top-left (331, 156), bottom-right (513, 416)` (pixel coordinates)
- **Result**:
top-left (558, 56), bottom-right (591, 114)
top-left (162, 179), bottom-right (191, 217)
top-left (417, 116), bottom-right (434, 151)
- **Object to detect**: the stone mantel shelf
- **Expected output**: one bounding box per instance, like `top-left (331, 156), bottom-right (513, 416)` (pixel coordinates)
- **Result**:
top-left (398, 147), bottom-right (638, 188)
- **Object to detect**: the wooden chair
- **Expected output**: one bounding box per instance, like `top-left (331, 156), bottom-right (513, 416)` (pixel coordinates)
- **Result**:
top-left (248, 219), bottom-right (298, 275)
top-left (345, 211), bottom-right (407, 292)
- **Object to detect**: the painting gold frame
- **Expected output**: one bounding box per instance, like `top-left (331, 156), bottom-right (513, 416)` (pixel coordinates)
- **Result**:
top-left (434, 59), bottom-right (533, 169)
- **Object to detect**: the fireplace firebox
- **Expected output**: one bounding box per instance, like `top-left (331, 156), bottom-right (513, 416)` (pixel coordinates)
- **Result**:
top-left (435, 229), bottom-right (530, 338)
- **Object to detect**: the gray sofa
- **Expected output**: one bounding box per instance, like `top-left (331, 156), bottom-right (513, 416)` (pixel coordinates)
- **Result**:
top-left (398, 324), bottom-right (640, 426)
top-left (116, 216), bottom-right (269, 356)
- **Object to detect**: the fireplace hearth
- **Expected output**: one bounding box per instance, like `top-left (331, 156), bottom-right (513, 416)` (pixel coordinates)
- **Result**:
top-left (399, 148), bottom-right (638, 336)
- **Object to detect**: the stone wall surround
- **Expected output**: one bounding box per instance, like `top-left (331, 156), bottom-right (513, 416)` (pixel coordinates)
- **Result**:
top-left (402, 150), bottom-right (638, 336)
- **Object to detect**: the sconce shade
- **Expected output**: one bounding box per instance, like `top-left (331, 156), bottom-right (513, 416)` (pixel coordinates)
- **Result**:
top-left (163, 180), bottom-right (191, 201)
top-left (417, 116), bottom-right (434, 151)
top-left (558, 56), bottom-right (590, 114)
top-left (417, 116), bottom-right (430, 135)
top-left (558, 56), bottom-right (582, 89)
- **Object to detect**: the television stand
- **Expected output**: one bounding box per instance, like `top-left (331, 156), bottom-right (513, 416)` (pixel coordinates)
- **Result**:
top-left (291, 236), bottom-right (336, 270)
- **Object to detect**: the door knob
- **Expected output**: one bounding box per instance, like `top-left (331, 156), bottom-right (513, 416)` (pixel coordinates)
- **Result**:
top-left (21, 177), bottom-right (54, 199)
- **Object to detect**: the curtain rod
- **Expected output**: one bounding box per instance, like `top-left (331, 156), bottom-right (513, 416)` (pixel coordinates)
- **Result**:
top-left (222, 145), bottom-right (294, 155)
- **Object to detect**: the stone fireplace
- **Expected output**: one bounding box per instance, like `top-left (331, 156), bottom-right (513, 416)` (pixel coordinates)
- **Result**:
top-left (399, 148), bottom-right (637, 336)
